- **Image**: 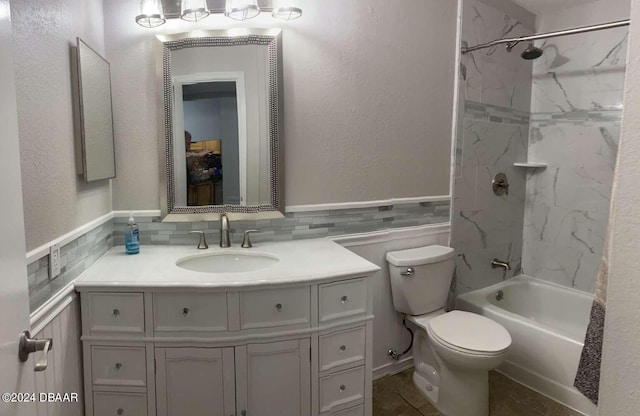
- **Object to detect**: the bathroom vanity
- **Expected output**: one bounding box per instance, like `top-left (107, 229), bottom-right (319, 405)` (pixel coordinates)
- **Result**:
top-left (75, 239), bottom-right (379, 416)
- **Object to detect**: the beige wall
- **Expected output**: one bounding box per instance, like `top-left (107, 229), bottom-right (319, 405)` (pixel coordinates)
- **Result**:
top-left (12, 0), bottom-right (112, 251)
top-left (105, 0), bottom-right (457, 210)
top-left (598, 0), bottom-right (640, 411)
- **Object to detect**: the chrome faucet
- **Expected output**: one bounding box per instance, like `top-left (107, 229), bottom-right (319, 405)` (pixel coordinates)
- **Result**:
top-left (491, 258), bottom-right (511, 271)
top-left (220, 213), bottom-right (231, 248)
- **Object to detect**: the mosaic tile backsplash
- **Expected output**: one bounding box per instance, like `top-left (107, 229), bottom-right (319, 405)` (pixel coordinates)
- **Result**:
top-left (28, 221), bottom-right (114, 312)
top-left (27, 201), bottom-right (450, 311)
top-left (111, 202), bottom-right (451, 246)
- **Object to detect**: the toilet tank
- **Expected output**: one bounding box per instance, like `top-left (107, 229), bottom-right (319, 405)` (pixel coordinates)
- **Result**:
top-left (386, 245), bottom-right (455, 316)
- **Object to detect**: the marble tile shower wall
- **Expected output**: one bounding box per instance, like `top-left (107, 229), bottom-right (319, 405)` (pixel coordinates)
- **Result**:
top-left (111, 202), bottom-right (451, 246)
top-left (521, 27), bottom-right (628, 293)
top-left (453, 0), bottom-right (533, 294)
top-left (27, 221), bottom-right (114, 312)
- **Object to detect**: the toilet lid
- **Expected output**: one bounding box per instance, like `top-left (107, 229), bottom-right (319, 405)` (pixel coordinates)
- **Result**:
top-left (427, 311), bottom-right (511, 354)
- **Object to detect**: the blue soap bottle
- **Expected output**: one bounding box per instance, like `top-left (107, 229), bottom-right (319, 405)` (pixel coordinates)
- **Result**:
top-left (125, 212), bottom-right (140, 255)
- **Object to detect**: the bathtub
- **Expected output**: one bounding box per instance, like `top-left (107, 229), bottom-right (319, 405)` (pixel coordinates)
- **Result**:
top-left (457, 275), bottom-right (596, 416)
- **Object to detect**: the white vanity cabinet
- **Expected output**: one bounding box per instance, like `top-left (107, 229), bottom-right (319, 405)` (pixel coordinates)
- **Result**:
top-left (78, 277), bottom-right (374, 416)
top-left (75, 242), bottom-right (379, 416)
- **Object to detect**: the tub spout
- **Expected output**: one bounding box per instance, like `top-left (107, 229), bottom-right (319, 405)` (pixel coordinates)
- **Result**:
top-left (491, 258), bottom-right (511, 271)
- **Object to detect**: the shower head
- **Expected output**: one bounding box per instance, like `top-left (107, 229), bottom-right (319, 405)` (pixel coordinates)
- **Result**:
top-left (521, 43), bottom-right (543, 60)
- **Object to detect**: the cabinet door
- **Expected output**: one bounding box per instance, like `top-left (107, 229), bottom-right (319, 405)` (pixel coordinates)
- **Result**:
top-left (236, 339), bottom-right (311, 416)
top-left (156, 347), bottom-right (235, 416)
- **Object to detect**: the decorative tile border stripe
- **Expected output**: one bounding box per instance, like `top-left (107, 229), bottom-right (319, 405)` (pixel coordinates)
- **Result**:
top-left (112, 201), bottom-right (451, 247)
top-left (530, 110), bottom-right (623, 127)
top-left (464, 101), bottom-right (530, 126)
top-left (27, 222), bottom-right (114, 312)
top-left (464, 101), bottom-right (624, 128)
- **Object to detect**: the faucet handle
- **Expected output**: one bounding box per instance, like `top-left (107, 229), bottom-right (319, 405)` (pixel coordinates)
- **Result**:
top-left (189, 231), bottom-right (209, 249)
top-left (241, 230), bottom-right (260, 248)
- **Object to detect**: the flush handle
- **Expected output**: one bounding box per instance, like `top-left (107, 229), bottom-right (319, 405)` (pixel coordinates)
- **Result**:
top-left (400, 267), bottom-right (415, 276)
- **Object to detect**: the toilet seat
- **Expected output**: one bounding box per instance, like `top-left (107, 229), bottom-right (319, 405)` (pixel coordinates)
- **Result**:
top-left (413, 310), bottom-right (511, 356)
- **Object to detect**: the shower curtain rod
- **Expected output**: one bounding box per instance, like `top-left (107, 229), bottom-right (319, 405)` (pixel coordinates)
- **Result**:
top-left (461, 19), bottom-right (630, 54)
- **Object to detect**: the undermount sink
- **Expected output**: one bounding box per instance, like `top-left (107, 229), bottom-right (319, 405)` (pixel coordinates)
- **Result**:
top-left (176, 252), bottom-right (280, 273)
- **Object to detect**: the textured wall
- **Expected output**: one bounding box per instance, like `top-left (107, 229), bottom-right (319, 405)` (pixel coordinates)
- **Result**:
top-left (104, 0), bottom-right (457, 211)
top-left (12, 0), bottom-right (112, 251)
top-left (521, 0), bottom-right (629, 293)
top-left (598, 0), bottom-right (640, 411)
top-left (452, 0), bottom-right (533, 293)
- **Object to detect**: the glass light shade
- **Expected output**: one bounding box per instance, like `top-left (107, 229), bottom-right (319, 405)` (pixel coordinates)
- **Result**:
top-left (225, 0), bottom-right (260, 21)
top-left (272, 0), bottom-right (302, 20)
top-left (135, 0), bottom-right (166, 28)
top-left (181, 0), bottom-right (210, 22)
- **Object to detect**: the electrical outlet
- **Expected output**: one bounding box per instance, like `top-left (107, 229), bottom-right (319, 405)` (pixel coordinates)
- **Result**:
top-left (49, 244), bottom-right (61, 279)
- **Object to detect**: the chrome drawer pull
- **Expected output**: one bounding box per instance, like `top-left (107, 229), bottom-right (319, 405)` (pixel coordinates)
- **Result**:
top-left (275, 303), bottom-right (282, 312)
top-left (112, 309), bottom-right (120, 318)
top-left (339, 384), bottom-right (346, 392)
top-left (340, 345), bottom-right (347, 352)
top-left (114, 362), bottom-right (123, 370)
top-left (182, 307), bottom-right (190, 317)
top-left (341, 296), bottom-right (348, 304)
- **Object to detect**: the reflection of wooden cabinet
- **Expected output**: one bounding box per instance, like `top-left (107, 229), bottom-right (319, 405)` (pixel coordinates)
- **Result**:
top-left (188, 181), bottom-right (215, 206)
top-left (188, 177), bottom-right (222, 206)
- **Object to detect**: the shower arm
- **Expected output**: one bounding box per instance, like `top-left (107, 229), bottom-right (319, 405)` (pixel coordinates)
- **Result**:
top-left (461, 19), bottom-right (630, 54)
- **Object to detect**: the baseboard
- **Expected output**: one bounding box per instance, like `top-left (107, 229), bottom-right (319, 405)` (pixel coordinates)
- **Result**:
top-left (373, 356), bottom-right (414, 380)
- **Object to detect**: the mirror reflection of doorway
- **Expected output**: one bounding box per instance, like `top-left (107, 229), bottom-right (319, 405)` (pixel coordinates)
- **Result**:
top-left (182, 81), bottom-right (240, 206)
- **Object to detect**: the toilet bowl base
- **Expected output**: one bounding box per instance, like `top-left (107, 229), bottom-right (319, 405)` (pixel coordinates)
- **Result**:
top-left (413, 365), bottom-right (490, 416)
top-left (413, 371), bottom-right (439, 405)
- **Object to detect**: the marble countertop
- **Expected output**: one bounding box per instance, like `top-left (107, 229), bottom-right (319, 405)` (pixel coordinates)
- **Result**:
top-left (74, 239), bottom-right (380, 291)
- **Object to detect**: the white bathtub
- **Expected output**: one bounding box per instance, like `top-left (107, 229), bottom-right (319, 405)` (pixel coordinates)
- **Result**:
top-left (457, 275), bottom-right (596, 416)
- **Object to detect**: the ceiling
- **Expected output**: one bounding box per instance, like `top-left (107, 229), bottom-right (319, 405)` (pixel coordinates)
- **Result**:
top-left (510, 0), bottom-right (600, 15)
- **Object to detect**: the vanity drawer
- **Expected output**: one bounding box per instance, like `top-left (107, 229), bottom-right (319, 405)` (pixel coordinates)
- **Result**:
top-left (153, 292), bottom-right (228, 333)
top-left (93, 392), bottom-right (147, 416)
top-left (319, 278), bottom-right (367, 324)
top-left (91, 346), bottom-right (147, 387)
top-left (88, 293), bottom-right (145, 335)
top-left (319, 326), bottom-right (366, 373)
top-left (239, 286), bottom-right (310, 330)
top-left (319, 366), bottom-right (365, 413)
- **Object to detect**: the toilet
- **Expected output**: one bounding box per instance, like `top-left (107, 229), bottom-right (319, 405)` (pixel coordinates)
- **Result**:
top-left (386, 245), bottom-right (511, 416)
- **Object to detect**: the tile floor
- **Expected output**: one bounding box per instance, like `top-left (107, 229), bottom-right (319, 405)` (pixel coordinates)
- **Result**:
top-left (373, 369), bottom-right (582, 416)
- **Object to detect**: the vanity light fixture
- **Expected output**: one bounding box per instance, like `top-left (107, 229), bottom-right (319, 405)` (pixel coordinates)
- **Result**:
top-left (225, 0), bottom-right (260, 21)
top-left (135, 0), bottom-right (166, 28)
top-left (181, 0), bottom-right (210, 22)
top-left (135, 0), bottom-right (302, 28)
top-left (272, 0), bottom-right (302, 20)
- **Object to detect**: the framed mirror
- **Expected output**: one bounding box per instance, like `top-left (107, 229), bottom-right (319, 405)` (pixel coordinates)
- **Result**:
top-left (74, 38), bottom-right (116, 182)
top-left (156, 29), bottom-right (283, 219)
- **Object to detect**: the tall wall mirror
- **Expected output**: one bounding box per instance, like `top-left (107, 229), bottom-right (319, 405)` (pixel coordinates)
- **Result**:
top-left (156, 29), bottom-right (283, 219)
top-left (74, 38), bottom-right (116, 182)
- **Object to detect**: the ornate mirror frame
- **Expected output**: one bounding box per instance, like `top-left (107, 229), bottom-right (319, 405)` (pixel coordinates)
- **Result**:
top-left (155, 29), bottom-right (284, 220)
